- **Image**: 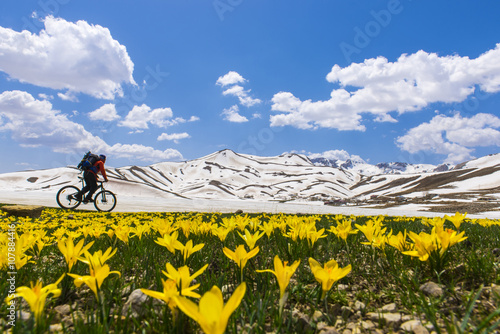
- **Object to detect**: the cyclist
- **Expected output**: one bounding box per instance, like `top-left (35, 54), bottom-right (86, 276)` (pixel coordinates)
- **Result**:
top-left (73, 154), bottom-right (109, 204)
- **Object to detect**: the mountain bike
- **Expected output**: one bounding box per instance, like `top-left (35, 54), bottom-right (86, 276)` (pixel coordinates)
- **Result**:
top-left (56, 176), bottom-right (117, 212)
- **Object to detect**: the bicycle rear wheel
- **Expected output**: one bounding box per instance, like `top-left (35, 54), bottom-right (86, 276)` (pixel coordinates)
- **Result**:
top-left (93, 190), bottom-right (117, 212)
top-left (56, 185), bottom-right (81, 209)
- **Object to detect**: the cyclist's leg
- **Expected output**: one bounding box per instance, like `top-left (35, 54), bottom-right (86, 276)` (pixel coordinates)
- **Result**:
top-left (83, 173), bottom-right (98, 202)
top-left (74, 171), bottom-right (90, 200)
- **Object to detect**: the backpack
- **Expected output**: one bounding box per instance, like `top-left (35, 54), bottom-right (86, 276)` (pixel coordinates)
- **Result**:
top-left (77, 151), bottom-right (100, 172)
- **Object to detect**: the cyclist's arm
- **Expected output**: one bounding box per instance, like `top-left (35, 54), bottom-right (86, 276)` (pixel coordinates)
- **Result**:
top-left (96, 161), bottom-right (109, 182)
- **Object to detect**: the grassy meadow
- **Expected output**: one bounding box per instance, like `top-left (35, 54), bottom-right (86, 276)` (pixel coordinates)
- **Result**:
top-left (1, 206), bottom-right (500, 333)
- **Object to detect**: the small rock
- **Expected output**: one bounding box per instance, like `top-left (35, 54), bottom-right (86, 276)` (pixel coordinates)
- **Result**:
top-left (381, 303), bottom-right (396, 312)
top-left (400, 320), bottom-right (430, 334)
top-left (319, 326), bottom-right (340, 334)
top-left (360, 320), bottom-right (375, 330)
top-left (221, 284), bottom-right (235, 295)
top-left (54, 304), bottom-right (71, 316)
top-left (121, 289), bottom-right (149, 317)
top-left (121, 285), bottom-right (132, 297)
top-left (419, 281), bottom-right (443, 298)
top-left (49, 323), bottom-right (63, 333)
top-left (293, 310), bottom-right (313, 333)
top-left (353, 300), bottom-right (365, 311)
top-left (2, 205), bottom-right (44, 218)
top-left (53, 304), bottom-right (71, 321)
top-left (367, 312), bottom-right (403, 325)
top-left (346, 322), bottom-right (361, 334)
top-left (312, 310), bottom-right (325, 322)
top-left (61, 310), bottom-right (85, 327)
top-left (20, 311), bottom-right (31, 321)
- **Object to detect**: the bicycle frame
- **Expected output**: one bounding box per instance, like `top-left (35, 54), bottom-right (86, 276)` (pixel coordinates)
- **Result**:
top-left (56, 173), bottom-right (116, 212)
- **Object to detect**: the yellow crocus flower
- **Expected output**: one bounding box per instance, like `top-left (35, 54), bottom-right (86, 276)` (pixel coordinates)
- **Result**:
top-left (68, 248), bottom-right (120, 300)
top-left (177, 219), bottom-right (192, 238)
top-left (155, 231), bottom-right (183, 254)
top-left (114, 224), bottom-right (132, 244)
top-left (435, 226), bottom-right (468, 253)
top-left (237, 228), bottom-right (265, 250)
top-left (421, 216), bottom-right (446, 229)
top-left (68, 263), bottom-right (121, 300)
top-left (402, 230), bottom-right (436, 261)
top-left (223, 245), bottom-right (259, 281)
top-left (387, 230), bottom-right (412, 252)
top-left (444, 212), bottom-right (467, 230)
top-left (131, 224), bottom-right (150, 240)
top-left (79, 224), bottom-right (93, 238)
top-left (57, 237), bottom-right (95, 272)
top-left (258, 221), bottom-right (275, 238)
top-left (162, 263), bottom-right (208, 298)
top-left (13, 234), bottom-right (34, 270)
top-left (329, 219), bottom-right (358, 241)
top-left (308, 258), bottom-right (351, 299)
top-left (177, 240), bottom-right (204, 263)
top-left (141, 278), bottom-right (180, 314)
top-left (223, 245), bottom-right (259, 269)
top-left (257, 255), bottom-right (300, 300)
top-left (356, 219), bottom-right (387, 249)
top-left (307, 227), bottom-right (327, 246)
top-left (175, 283), bottom-right (246, 334)
top-left (78, 247), bottom-right (117, 267)
top-left (5, 274), bottom-right (65, 323)
top-left (211, 226), bottom-right (231, 242)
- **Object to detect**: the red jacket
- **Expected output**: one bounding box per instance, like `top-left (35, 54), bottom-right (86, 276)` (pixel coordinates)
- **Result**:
top-left (91, 160), bottom-right (108, 181)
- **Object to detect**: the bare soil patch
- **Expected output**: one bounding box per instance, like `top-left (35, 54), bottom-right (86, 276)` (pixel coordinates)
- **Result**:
top-left (424, 201), bottom-right (499, 214)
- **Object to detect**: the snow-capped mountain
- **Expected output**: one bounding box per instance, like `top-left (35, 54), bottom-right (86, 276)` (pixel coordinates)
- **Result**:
top-left (1, 150), bottom-right (499, 203)
top-left (309, 156), bottom-right (440, 175)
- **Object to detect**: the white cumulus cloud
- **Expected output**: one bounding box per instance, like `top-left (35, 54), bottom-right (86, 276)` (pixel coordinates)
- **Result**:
top-left (271, 44), bottom-right (500, 131)
top-left (217, 71), bottom-right (262, 117)
top-left (396, 113), bottom-right (500, 164)
top-left (157, 132), bottom-right (190, 144)
top-left (89, 103), bottom-right (120, 122)
top-left (0, 90), bottom-right (182, 161)
top-left (118, 104), bottom-right (198, 129)
top-left (216, 71), bottom-right (246, 87)
top-left (118, 105), bottom-right (173, 129)
top-left (0, 16), bottom-right (136, 99)
top-left (223, 85), bottom-right (261, 107)
top-left (221, 105), bottom-right (248, 123)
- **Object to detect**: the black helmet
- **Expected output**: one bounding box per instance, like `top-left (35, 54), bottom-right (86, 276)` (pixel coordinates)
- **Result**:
top-left (99, 154), bottom-right (106, 162)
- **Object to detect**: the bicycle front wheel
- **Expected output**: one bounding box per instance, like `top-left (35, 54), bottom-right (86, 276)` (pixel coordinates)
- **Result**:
top-left (56, 185), bottom-right (81, 209)
top-left (93, 190), bottom-right (117, 212)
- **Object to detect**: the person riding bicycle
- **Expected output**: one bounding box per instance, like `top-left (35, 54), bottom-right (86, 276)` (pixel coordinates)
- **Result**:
top-left (74, 154), bottom-right (109, 204)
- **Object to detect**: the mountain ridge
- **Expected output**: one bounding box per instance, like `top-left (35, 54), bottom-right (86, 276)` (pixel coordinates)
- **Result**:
top-left (1, 149), bottom-right (499, 205)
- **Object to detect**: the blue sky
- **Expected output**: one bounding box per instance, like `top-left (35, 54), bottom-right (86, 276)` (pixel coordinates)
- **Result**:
top-left (1, 0), bottom-right (500, 173)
